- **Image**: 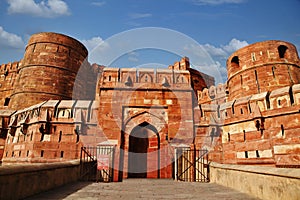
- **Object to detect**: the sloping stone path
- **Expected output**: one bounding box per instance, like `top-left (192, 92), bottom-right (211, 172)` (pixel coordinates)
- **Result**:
top-left (26, 179), bottom-right (259, 200)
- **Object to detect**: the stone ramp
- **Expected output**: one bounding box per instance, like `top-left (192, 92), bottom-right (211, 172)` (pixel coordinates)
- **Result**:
top-left (25, 179), bottom-right (259, 200)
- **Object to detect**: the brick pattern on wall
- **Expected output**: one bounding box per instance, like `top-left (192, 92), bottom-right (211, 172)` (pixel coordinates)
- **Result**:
top-left (0, 33), bottom-right (299, 175)
top-left (197, 40), bottom-right (300, 167)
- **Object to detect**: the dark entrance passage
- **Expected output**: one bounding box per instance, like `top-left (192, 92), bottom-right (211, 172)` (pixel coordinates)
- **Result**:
top-left (128, 122), bottom-right (160, 178)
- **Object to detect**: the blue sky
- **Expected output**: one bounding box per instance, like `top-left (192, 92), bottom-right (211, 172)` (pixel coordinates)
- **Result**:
top-left (0, 0), bottom-right (299, 83)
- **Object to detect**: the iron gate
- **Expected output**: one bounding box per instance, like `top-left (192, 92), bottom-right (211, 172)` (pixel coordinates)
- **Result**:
top-left (80, 145), bottom-right (115, 182)
top-left (175, 148), bottom-right (209, 182)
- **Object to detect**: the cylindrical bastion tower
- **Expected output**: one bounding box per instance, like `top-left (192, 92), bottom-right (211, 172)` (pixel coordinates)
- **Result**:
top-left (226, 40), bottom-right (300, 100)
top-left (10, 32), bottom-right (88, 109)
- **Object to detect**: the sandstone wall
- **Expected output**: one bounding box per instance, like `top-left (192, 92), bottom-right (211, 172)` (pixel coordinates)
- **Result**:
top-left (97, 67), bottom-right (198, 178)
top-left (2, 100), bottom-right (99, 163)
top-left (196, 83), bottom-right (300, 167)
top-left (227, 40), bottom-right (300, 100)
top-left (0, 62), bottom-right (19, 108)
top-left (0, 160), bottom-right (80, 199)
top-left (210, 162), bottom-right (300, 200)
top-left (9, 32), bottom-right (90, 110)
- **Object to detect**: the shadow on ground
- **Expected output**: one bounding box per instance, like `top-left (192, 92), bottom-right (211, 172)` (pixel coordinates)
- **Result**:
top-left (23, 179), bottom-right (259, 200)
top-left (22, 181), bottom-right (93, 200)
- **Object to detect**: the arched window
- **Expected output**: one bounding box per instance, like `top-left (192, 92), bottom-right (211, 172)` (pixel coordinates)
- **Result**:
top-left (176, 75), bottom-right (186, 83)
top-left (140, 73), bottom-right (152, 83)
top-left (231, 56), bottom-right (240, 68)
top-left (4, 97), bottom-right (10, 106)
top-left (278, 45), bottom-right (288, 58)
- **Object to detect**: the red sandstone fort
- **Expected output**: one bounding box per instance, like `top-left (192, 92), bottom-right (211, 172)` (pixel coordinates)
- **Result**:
top-left (0, 32), bottom-right (299, 180)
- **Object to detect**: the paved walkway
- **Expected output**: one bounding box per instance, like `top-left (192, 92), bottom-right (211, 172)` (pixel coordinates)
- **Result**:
top-left (26, 179), bottom-right (259, 200)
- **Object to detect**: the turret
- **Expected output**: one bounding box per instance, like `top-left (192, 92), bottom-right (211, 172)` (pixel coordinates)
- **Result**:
top-left (226, 40), bottom-right (300, 100)
top-left (10, 32), bottom-right (88, 109)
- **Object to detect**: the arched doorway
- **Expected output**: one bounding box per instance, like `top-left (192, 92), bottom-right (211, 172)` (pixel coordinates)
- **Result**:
top-left (127, 122), bottom-right (160, 178)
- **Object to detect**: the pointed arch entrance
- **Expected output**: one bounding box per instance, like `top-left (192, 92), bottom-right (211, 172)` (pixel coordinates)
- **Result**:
top-left (128, 122), bottom-right (160, 178)
top-left (119, 108), bottom-right (168, 180)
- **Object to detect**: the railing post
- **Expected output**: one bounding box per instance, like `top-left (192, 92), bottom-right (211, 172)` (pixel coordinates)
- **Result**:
top-left (192, 147), bottom-right (196, 182)
top-left (174, 148), bottom-right (178, 181)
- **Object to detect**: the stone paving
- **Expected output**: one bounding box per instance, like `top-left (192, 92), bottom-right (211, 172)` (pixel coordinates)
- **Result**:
top-left (25, 179), bottom-right (259, 200)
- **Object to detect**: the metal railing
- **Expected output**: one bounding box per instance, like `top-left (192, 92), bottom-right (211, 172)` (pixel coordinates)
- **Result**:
top-left (80, 146), bottom-right (115, 182)
top-left (175, 148), bottom-right (209, 182)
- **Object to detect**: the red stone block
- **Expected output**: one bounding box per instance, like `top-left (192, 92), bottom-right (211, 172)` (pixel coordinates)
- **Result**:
top-left (1, 32), bottom-right (300, 175)
top-left (275, 154), bottom-right (300, 166)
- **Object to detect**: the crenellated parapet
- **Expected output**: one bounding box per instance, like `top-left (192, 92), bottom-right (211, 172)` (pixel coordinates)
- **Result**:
top-left (0, 61), bottom-right (20, 73)
top-left (196, 82), bottom-right (300, 166)
top-left (2, 99), bottom-right (101, 162)
top-left (197, 83), bottom-right (227, 105)
top-left (94, 57), bottom-right (214, 107)
top-left (199, 83), bottom-right (300, 124)
top-left (168, 56), bottom-right (190, 71)
top-left (0, 61), bottom-right (21, 108)
top-left (168, 57), bottom-right (215, 89)
top-left (99, 66), bottom-right (191, 89)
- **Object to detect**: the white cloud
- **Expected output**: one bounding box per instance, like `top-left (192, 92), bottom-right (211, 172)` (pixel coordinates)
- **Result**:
top-left (91, 1), bottom-right (106, 7)
top-left (80, 36), bottom-right (110, 63)
top-left (7, 0), bottom-right (70, 18)
top-left (81, 36), bottom-right (105, 51)
top-left (184, 38), bottom-right (249, 83)
top-left (222, 38), bottom-right (248, 53)
top-left (0, 26), bottom-right (25, 49)
top-left (200, 38), bottom-right (248, 59)
top-left (192, 0), bottom-right (246, 5)
top-left (203, 43), bottom-right (227, 58)
top-left (129, 13), bottom-right (152, 19)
